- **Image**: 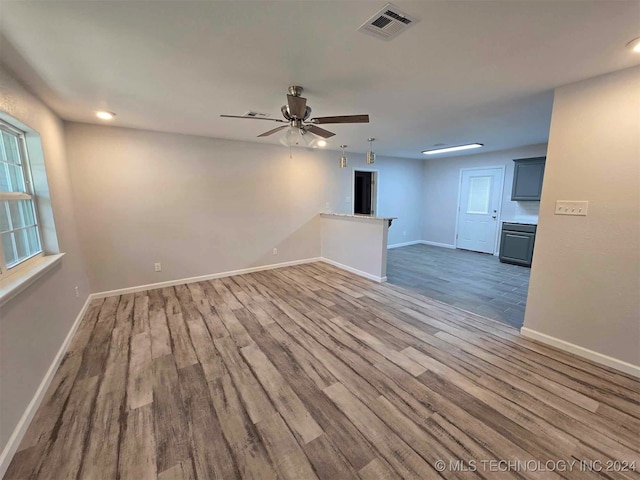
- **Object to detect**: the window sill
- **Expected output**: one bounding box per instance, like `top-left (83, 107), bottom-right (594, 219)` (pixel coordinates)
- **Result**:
top-left (0, 253), bottom-right (65, 307)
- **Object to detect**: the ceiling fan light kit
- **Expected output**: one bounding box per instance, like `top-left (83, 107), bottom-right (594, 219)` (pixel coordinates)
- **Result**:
top-left (279, 125), bottom-right (316, 148)
top-left (221, 86), bottom-right (370, 150)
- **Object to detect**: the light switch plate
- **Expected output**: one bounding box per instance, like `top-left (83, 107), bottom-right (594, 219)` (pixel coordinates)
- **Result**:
top-left (555, 200), bottom-right (588, 216)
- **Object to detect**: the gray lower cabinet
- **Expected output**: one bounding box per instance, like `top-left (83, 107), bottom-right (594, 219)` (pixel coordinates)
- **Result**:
top-left (512, 157), bottom-right (545, 201)
top-left (499, 223), bottom-right (536, 267)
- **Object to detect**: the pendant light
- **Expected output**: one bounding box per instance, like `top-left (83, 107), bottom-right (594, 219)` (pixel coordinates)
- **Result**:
top-left (366, 138), bottom-right (376, 164)
top-left (339, 145), bottom-right (348, 168)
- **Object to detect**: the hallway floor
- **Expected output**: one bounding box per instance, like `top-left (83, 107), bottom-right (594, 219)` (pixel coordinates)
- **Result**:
top-left (387, 244), bottom-right (531, 328)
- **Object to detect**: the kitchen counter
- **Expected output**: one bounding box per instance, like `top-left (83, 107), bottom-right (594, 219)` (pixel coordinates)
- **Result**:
top-left (320, 212), bottom-right (395, 282)
top-left (500, 222), bottom-right (537, 267)
top-left (320, 212), bottom-right (397, 221)
top-left (503, 221), bottom-right (537, 226)
top-left (320, 212), bottom-right (397, 228)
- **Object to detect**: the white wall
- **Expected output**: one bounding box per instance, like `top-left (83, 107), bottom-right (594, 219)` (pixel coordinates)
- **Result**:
top-left (421, 143), bottom-right (548, 247)
top-left (0, 66), bottom-right (90, 452)
top-left (64, 122), bottom-right (423, 293)
top-left (524, 67), bottom-right (640, 369)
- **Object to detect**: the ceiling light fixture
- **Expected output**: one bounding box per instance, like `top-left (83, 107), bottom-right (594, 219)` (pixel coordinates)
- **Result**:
top-left (366, 138), bottom-right (376, 164)
top-left (279, 126), bottom-right (315, 148)
top-left (279, 125), bottom-right (318, 157)
top-left (339, 145), bottom-right (348, 168)
top-left (422, 143), bottom-right (483, 155)
top-left (96, 111), bottom-right (116, 120)
top-left (626, 36), bottom-right (640, 52)
top-left (317, 140), bottom-right (327, 147)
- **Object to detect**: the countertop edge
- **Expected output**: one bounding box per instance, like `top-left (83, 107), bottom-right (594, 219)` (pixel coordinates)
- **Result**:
top-left (320, 213), bottom-right (397, 221)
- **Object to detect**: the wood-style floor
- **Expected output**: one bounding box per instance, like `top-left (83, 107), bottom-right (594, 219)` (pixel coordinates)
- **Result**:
top-left (387, 244), bottom-right (531, 328)
top-left (5, 262), bottom-right (639, 480)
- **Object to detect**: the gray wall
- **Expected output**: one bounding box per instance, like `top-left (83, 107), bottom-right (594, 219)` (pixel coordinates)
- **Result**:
top-left (524, 67), bottom-right (640, 366)
top-left (0, 66), bottom-right (90, 451)
top-left (64, 122), bottom-right (424, 293)
top-left (321, 215), bottom-right (388, 280)
top-left (421, 143), bottom-right (548, 247)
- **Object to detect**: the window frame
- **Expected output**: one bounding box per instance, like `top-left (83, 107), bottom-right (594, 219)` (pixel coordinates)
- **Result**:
top-left (0, 119), bottom-right (44, 277)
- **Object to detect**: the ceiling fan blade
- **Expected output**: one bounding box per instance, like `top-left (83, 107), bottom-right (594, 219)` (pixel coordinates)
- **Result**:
top-left (220, 115), bottom-right (286, 123)
top-left (310, 114), bottom-right (369, 124)
top-left (306, 125), bottom-right (336, 138)
top-left (287, 95), bottom-right (307, 118)
top-left (258, 125), bottom-right (288, 137)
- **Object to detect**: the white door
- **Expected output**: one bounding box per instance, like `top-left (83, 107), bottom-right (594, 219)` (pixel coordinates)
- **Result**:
top-left (456, 168), bottom-right (503, 254)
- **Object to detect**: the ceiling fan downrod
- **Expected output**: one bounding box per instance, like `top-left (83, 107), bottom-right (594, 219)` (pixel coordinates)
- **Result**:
top-left (288, 85), bottom-right (303, 97)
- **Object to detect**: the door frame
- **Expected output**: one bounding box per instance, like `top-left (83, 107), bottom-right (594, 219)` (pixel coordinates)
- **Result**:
top-left (454, 165), bottom-right (505, 255)
top-left (351, 168), bottom-right (379, 216)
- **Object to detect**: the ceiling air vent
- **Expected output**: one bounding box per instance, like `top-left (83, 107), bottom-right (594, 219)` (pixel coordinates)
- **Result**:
top-left (358, 3), bottom-right (419, 41)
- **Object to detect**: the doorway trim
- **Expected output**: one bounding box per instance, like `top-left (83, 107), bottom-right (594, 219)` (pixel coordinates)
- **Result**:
top-left (454, 165), bottom-right (506, 255)
top-left (351, 168), bottom-right (379, 216)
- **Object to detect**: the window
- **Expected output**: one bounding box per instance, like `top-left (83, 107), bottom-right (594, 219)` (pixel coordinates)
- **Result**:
top-left (0, 120), bottom-right (43, 275)
top-left (466, 175), bottom-right (492, 214)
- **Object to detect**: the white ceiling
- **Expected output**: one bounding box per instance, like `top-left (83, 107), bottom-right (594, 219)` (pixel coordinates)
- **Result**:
top-left (1, 1), bottom-right (639, 158)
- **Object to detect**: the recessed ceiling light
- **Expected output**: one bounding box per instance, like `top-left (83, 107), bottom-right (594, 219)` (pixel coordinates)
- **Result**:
top-left (422, 143), bottom-right (483, 155)
top-left (317, 140), bottom-right (327, 147)
top-left (626, 36), bottom-right (640, 52)
top-left (96, 111), bottom-right (116, 120)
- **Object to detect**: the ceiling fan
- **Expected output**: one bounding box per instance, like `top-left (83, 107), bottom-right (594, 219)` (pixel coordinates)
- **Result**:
top-left (220, 86), bottom-right (369, 146)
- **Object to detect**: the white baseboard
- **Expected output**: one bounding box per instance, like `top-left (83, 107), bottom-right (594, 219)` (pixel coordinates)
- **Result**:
top-left (91, 257), bottom-right (323, 299)
top-left (420, 240), bottom-right (456, 249)
top-left (520, 327), bottom-right (640, 378)
top-left (387, 240), bottom-right (457, 250)
top-left (387, 240), bottom-right (422, 249)
top-left (320, 258), bottom-right (386, 283)
top-left (0, 295), bottom-right (93, 479)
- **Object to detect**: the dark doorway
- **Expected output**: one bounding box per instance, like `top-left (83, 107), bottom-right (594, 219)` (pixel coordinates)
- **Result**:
top-left (354, 170), bottom-right (375, 215)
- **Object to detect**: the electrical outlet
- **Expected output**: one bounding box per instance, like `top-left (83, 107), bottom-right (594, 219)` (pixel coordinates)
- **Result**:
top-left (403, 230), bottom-right (407, 237)
top-left (154, 262), bottom-right (162, 272)
top-left (555, 200), bottom-right (588, 216)
top-left (75, 286), bottom-right (79, 298)
top-left (273, 248), bottom-right (278, 255)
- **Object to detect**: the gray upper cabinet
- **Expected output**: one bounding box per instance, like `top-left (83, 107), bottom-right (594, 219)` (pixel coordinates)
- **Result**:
top-left (511, 157), bottom-right (546, 201)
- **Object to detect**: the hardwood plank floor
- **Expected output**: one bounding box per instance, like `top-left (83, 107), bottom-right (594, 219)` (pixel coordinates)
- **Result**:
top-left (5, 262), bottom-right (639, 480)
top-left (387, 244), bottom-right (531, 328)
